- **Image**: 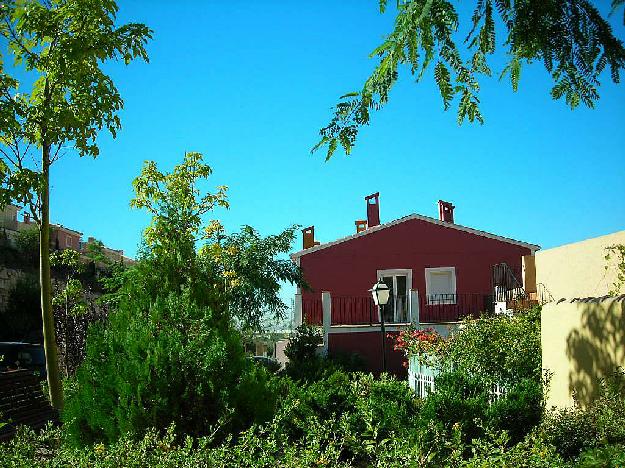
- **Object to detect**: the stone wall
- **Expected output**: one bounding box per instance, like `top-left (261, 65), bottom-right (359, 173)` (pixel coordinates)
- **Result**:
top-left (0, 267), bottom-right (28, 312)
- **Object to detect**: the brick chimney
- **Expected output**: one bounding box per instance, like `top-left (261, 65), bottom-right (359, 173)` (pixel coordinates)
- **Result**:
top-left (438, 200), bottom-right (455, 223)
top-left (355, 220), bottom-right (367, 233)
top-left (365, 192), bottom-right (380, 227)
top-left (302, 226), bottom-right (320, 249)
top-left (23, 212), bottom-right (30, 224)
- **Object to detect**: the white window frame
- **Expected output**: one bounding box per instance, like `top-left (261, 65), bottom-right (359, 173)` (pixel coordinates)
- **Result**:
top-left (425, 267), bottom-right (457, 305)
top-left (376, 269), bottom-right (412, 323)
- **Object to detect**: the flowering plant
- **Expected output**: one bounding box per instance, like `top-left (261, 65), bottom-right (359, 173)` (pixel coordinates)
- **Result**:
top-left (392, 327), bottom-right (447, 368)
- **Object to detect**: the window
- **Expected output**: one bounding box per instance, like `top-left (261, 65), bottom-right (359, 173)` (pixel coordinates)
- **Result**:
top-left (66, 236), bottom-right (72, 248)
top-left (377, 269), bottom-right (412, 323)
top-left (425, 267), bottom-right (456, 305)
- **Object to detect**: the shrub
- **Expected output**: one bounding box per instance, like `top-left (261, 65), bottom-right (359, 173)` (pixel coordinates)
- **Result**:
top-left (442, 307), bottom-right (542, 386)
top-left (543, 368), bottom-right (625, 460)
top-left (577, 444), bottom-right (625, 468)
top-left (63, 292), bottom-right (278, 445)
top-left (284, 323), bottom-right (322, 363)
top-left (486, 378), bottom-right (544, 444)
top-left (419, 370), bottom-right (490, 443)
top-left (461, 429), bottom-right (567, 467)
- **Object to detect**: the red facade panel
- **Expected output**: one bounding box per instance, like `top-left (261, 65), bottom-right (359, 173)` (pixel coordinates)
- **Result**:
top-left (328, 331), bottom-right (406, 377)
top-left (300, 218), bottom-right (531, 324)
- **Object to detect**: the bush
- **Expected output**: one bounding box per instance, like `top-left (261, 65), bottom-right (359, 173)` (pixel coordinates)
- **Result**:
top-left (418, 370), bottom-right (544, 446)
top-left (419, 370), bottom-right (490, 443)
top-left (577, 444), bottom-right (625, 468)
top-left (542, 407), bottom-right (599, 459)
top-left (442, 307), bottom-right (542, 386)
top-left (63, 292), bottom-right (278, 445)
top-left (542, 368), bottom-right (625, 460)
top-left (486, 378), bottom-right (544, 444)
top-left (461, 429), bottom-right (567, 467)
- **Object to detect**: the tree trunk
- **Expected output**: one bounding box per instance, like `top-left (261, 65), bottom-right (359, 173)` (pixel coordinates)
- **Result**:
top-left (40, 142), bottom-right (64, 410)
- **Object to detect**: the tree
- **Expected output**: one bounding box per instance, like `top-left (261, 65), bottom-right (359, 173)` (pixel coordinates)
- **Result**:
top-left (314, 1), bottom-right (625, 159)
top-left (0, 0), bottom-right (151, 409)
top-left (63, 153), bottom-right (300, 443)
top-left (129, 151), bottom-right (303, 331)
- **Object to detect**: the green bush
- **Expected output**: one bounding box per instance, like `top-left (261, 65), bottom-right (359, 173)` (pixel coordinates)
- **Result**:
top-left (542, 368), bottom-right (625, 460)
top-left (419, 370), bottom-right (490, 443)
top-left (486, 378), bottom-right (544, 444)
top-left (542, 407), bottom-right (599, 459)
top-left (63, 292), bottom-right (278, 445)
top-left (577, 444), bottom-right (625, 468)
top-left (460, 429), bottom-right (567, 468)
top-left (442, 307), bottom-right (542, 386)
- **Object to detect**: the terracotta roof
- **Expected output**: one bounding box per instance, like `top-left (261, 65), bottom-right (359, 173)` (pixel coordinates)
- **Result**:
top-left (291, 213), bottom-right (540, 259)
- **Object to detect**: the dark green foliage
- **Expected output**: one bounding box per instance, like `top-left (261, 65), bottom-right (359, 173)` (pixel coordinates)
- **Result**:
top-left (419, 370), bottom-right (490, 442)
top-left (420, 370), bottom-right (543, 446)
top-left (0, 275), bottom-right (41, 341)
top-left (315, 1), bottom-right (625, 159)
top-left (543, 407), bottom-right (599, 459)
top-left (284, 323), bottom-right (323, 363)
top-left (577, 444), bottom-right (625, 467)
top-left (543, 368), bottom-right (625, 460)
top-left (14, 226), bottom-right (39, 267)
top-left (63, 291), bottom-right (278, 445)
top-left (486, 378), bottom-right (544, 444)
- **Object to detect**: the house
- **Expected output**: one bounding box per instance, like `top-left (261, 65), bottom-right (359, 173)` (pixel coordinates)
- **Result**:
top-left (291, 194), bottom-right (540, 376)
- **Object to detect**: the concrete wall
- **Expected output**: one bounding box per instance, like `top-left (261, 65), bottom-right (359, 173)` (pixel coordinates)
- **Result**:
top-left (536, 230), bottom-right (625, 300)
top-left (542, 297), bottom-right (625, 409)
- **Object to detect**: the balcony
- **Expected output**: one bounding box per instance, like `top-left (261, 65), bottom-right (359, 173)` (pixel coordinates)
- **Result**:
top-left (301, 291), bottom-right (495, 326)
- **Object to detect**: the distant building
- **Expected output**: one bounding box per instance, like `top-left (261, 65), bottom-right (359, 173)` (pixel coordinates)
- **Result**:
top-left (0, 204), bottom-right (133, 264)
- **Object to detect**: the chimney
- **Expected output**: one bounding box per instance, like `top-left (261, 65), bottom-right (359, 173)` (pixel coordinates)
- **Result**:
top-left (23, 212), bottom-right (30, 224)
top-left (438, 200), bottom-right (455, 223)
top-left (302, 226), bottom-right (319, 249)
top-left (355, 220), bottom-right (367, 233)
top-left (365, 192), bottom-right (380, 227)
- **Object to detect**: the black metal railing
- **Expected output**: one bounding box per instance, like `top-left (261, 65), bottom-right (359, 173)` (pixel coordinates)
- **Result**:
top-left (331, 295), bottom-right (377, 325)
top-left (302, 295), bottom-right (323, 325)
top-left (419, 293), bottom-right (493, 322)
top-left (303, 292), bottom-right (499, 326)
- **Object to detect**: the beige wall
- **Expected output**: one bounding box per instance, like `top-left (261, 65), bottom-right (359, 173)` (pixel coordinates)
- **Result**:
top-left (542, 298), bottom-right (625, 409)
top-left (535, 230), bottom-right (625, 300)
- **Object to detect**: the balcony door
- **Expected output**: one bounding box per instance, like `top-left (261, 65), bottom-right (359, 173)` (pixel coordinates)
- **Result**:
top-left (377, 269), bottom-right (412, 323)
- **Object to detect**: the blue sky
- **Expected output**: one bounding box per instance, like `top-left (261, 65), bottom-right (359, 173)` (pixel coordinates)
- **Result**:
top-left (38, 1), bottom-right (625, 268)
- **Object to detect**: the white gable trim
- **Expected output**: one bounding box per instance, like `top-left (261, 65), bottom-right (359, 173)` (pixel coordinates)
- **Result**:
top-left (290, 214), bottom-right (540, 259)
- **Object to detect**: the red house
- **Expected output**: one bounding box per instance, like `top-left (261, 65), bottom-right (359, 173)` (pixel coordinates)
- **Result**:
top-left (291, 194), bottom-right (540, 376)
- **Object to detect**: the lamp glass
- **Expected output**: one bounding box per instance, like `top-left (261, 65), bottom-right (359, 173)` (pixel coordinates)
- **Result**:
top-left (370, 280), bottom-right (390, 306)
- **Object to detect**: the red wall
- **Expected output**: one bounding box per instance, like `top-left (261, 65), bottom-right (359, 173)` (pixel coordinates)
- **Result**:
top-left (329, 331), bottom-right (406, 377)
top-left (300, 218), bottom-right (531, 317)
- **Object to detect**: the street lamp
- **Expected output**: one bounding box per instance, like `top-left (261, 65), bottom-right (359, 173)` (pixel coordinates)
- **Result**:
top-left (370, 279), bottom-right (390, 373)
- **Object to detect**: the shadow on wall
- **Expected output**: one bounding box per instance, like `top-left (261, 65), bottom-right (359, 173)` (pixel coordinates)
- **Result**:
top-left (566, 297), bottom-right (625, 407)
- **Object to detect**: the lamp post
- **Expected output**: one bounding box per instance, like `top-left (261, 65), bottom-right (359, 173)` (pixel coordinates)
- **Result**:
top-left (370, 279), bottom-right (391, 374)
